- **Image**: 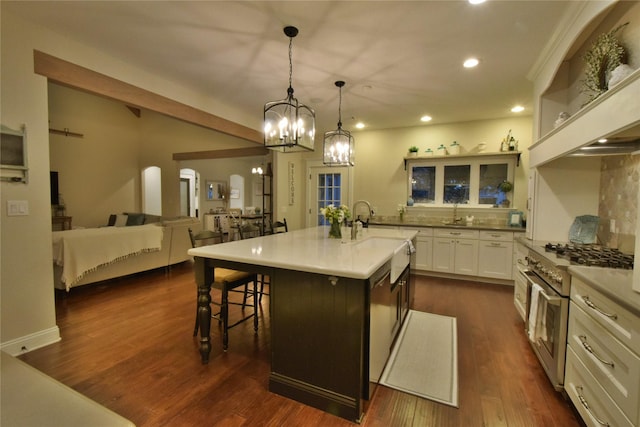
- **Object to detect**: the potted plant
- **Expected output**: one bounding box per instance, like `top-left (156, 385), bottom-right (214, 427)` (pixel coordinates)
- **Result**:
top-left (498, 180), bottom-right (513, 193)
top-left (408, 146), bottom-right (419, 157)
top-left (498, 180), bottom-right (513, 207)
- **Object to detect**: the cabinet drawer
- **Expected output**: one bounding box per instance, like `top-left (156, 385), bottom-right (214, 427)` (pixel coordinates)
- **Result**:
top-left (433, 228), bottom-right (478, 239)
top-left (568, 302), bottom-right (640, 423)
top-left (571, 278), bottom-right (640, 356)
top-left (566, 347), bottom-right (634, 427)
top-left (479, 230), bottom-right (513, 242)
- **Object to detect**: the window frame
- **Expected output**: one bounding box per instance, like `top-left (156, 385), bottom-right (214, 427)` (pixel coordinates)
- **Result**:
top-left (407, 154), bottom-right (517, 207)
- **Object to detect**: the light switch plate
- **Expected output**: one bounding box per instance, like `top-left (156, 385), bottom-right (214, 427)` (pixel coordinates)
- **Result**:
top-left (7, 200), bottom-right (29, 216)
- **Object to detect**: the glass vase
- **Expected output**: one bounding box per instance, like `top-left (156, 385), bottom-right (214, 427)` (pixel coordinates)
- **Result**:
top-left (328, 221), bottom-right (342, 239)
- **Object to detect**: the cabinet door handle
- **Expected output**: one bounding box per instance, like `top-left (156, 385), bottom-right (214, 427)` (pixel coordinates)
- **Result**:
top-left (490, 233), bottom-right (501, 238)
top-left (490, 242), bottom-right (502, 247)
top-left (450, 232), bottom-right (461, 236)
top-left (578, 335), bottom-right (614, 367)
top-left (575, 386), bottom-right (610, 426)
top-left (582, 296), bottom-right (618, 320)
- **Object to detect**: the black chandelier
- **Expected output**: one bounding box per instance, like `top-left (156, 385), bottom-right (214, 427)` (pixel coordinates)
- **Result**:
top-left (264, 26), bottom-right (315, 152)
top-left (323, 81), bottom-right (354, 166)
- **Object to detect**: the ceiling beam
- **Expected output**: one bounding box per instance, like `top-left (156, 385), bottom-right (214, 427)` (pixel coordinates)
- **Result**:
top-left (33, 50), bottom-right (263, 144)
top-left (172, 146), bottom-right (269, 161)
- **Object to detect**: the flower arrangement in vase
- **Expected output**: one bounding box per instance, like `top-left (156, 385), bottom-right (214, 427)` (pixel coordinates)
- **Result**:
top-left (408, 146), bottom-right (419, 157)
top-left (320, 204), bottom-right (351, 238)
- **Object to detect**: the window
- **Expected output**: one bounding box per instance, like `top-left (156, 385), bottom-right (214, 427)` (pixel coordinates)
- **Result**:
top-left (411, 166), bottom-right (435, 204)
top-left (407, 154), bottom-right (516, 207)
top-left (317, 172), bottom-right (342, 225)
top-left (479, 163), bottom-right (509, 205)
top-left (443, 165), bottom-right (470, 204)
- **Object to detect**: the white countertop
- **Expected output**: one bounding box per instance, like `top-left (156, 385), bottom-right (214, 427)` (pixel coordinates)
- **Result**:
top-left (188, 226), bottom-right (418, 280)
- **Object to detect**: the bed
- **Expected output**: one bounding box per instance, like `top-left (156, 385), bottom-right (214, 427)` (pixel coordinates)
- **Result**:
top-left (52, 217), bottom-right (200, 291)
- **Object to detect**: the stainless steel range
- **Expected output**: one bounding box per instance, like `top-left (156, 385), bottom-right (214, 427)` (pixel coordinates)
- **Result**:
top-left (518, 242), bottom-right (634, 391)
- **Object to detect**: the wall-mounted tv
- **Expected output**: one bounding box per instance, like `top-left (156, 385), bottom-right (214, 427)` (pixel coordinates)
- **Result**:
top-left (50, 171), bottom-right (60, 205)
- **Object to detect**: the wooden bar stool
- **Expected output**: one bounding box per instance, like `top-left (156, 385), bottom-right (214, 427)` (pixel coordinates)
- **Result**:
top-left (190, 228), bottom-right (258, 351)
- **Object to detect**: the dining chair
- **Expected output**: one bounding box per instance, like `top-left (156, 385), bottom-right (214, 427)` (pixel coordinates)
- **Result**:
top-left (236, 223), bottom-right (270, 303)
top-left (270, 218), bottom-right (288, 234)
top-left (189, 228), bottom-right (258, 351)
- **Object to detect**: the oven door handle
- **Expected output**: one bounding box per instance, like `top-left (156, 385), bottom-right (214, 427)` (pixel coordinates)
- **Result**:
top-left (538, 290), bottom-right (562, 306)
top-left (520, 271), bottom-right (562, 306)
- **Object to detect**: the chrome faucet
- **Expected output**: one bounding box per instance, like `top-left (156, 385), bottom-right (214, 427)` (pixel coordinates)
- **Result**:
top-left (351, 200), bottom-right (373, 240)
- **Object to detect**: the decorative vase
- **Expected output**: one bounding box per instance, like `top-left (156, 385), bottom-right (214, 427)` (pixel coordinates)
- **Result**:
top-left (328, 221), bottom-right (342, 239)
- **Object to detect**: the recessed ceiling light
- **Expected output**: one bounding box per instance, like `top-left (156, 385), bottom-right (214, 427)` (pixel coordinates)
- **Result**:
top-left (511, 105), bottom-right (525, 113)
top-left (463, 58), bottom-right (479, 68)
top-left (355, 122), bottom-right (365, 129)
top-left (598, 138), bottom-right (607, 143)
top-left (420, 115), bottom-right (432, 122)
top-left (469, 0), bottom-right (486, 4)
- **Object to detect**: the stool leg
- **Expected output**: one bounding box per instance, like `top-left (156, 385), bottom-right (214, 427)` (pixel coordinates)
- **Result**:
top-left (193, 289), bottom-right (200, 336)
top-left (253, 279), bottom-right (258, 332)
top-left (222, 283), bottom-right (229, 351)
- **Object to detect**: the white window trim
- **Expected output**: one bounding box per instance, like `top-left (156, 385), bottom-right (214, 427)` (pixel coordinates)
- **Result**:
top-left (407, 155), bottom-right (516, 207)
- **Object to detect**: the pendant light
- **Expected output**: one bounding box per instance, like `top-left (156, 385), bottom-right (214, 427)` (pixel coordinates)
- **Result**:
top-left (323, 81), bottom-right (354, 166)
top-left (264, 26), bottom-right (315, 152)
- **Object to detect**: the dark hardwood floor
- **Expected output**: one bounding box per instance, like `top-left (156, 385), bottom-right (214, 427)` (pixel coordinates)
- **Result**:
top-left (19, 262), bottom-right (582, 426)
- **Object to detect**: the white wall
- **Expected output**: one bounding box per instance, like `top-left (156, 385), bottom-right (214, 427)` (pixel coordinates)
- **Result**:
top-left (0, 9), bottom-right (259, 353)
top-left (1, 13), bottom-right (60, 354)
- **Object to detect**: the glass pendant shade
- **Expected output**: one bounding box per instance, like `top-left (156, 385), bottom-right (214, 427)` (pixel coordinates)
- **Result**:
top-left (323, 128), bottom-right (354, 166)
top-left (264, 26), bottom-right (315, 153)
top-left (264, 89), bottom-right (315, 152)
top-left (323, 80), bottom-right (354, 166)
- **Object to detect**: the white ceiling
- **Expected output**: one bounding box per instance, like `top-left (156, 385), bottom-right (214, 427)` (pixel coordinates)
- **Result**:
top-left (4, 1), bottom-right (572, 135)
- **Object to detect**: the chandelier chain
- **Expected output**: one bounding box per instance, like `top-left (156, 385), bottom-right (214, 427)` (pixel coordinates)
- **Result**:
top-left (338, 85), bottom-right (342, 127)
top-left (288, 37), bottom-right (293, 90)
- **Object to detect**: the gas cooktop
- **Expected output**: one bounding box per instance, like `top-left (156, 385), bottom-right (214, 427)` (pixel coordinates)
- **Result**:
top-left (544, 243), bottom-right (634, 269)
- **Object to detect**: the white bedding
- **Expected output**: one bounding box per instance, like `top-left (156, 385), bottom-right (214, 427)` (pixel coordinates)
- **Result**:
top-left (52, 224), bottom-right (164, 290)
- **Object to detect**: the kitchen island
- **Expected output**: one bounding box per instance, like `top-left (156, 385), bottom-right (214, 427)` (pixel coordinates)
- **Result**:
top-left (188, 226), bottom-right (417, 422)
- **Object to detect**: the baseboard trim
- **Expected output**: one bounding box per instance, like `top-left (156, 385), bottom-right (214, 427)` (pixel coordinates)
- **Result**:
top-left (412, 270), bottom-right (514, 286)
top-left (0, 326), bottom-right (61, 356)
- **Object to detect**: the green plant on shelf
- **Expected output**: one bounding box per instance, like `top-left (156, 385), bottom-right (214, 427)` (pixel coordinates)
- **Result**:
top-left (498, 180), bottom-right (513, 193)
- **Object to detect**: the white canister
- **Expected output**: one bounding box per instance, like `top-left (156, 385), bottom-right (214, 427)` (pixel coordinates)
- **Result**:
top-left (478, 142), bottom-right (487, 152)
top-left (436, 144), bottom-right (447, 156)
top-left (424, 148), bottom-right (434, 156)
top-left (449, 141), bottom-right (460, 155)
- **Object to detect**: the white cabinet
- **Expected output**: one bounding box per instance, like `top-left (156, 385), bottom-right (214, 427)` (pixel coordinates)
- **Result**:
top-left (432, 228), bottom-right (479, 276)
top-left (513, 241), bottom-right (529, 322)
top-left (412, 228), bottom-right (433, 271)
top-left (566, 278), bottom-right (640, 427)
top-left (477, 231), bottom-right (513, 280)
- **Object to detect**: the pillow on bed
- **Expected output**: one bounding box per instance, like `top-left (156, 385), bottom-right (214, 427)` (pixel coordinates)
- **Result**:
top-left (114, 214), bottom-right (129, 227)
top-left (126, 213), bottom-right (146, 226)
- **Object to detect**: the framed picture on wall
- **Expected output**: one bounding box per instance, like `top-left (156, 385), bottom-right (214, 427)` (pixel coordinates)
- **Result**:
top-left (206, 180), bottom-right (225, 200)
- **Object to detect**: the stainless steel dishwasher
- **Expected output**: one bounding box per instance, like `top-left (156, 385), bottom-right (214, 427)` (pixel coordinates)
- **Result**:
top-left (366, 261), bottom-right (392, 400)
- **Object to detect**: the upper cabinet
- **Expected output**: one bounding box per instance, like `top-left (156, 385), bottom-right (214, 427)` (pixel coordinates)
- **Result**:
top-left (529, 1), bottom-right (640, 167)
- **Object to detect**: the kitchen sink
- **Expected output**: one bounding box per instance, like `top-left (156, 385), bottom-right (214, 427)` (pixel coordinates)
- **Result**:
top-left (352, 237), bottom-right (411, 283)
